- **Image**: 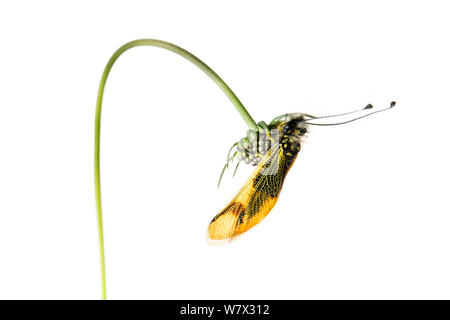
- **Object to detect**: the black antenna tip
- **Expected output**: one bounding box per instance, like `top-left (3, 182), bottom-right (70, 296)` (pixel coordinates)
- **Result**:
top-left (364, 104), bottom-right (373, 110)
top-left (390, 101), bottom-right (396, 108)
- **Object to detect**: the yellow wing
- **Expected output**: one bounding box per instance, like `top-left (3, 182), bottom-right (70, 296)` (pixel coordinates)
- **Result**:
top-left (208, 143), bottom-right (298, 241)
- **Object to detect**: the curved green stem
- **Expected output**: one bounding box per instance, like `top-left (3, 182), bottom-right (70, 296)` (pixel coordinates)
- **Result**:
top-left (95, 39), bottom-right (257, 299)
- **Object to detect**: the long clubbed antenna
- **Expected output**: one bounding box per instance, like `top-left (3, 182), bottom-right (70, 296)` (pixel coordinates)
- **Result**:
top-left (307, 103), bottom-right (373, 120)
top-left (305, 101), bottom-right (396, 126)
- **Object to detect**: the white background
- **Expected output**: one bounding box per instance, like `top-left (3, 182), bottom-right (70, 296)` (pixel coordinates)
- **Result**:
top-left (0, 1), bottom-right (449, 299)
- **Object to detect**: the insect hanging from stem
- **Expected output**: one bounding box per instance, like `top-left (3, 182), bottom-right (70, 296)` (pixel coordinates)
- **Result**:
top-left (209, 101), bottom-right (396, 241)
top-left (94, 38), bottom-right (396, 299)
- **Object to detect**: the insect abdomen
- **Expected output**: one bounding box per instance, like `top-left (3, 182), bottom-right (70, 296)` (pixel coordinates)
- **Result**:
top-left (281, 134), bottom-right (301, 168)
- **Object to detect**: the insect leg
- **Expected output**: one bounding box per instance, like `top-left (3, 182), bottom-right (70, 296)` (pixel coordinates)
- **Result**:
top-left (232, 160), bottom-right (241, 177)
top-left (217, 142), bottom-right (238, 188)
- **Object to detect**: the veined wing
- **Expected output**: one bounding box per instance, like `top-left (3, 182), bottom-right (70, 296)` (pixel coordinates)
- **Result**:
top-left (208, 143), bottom-right (298, 241)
